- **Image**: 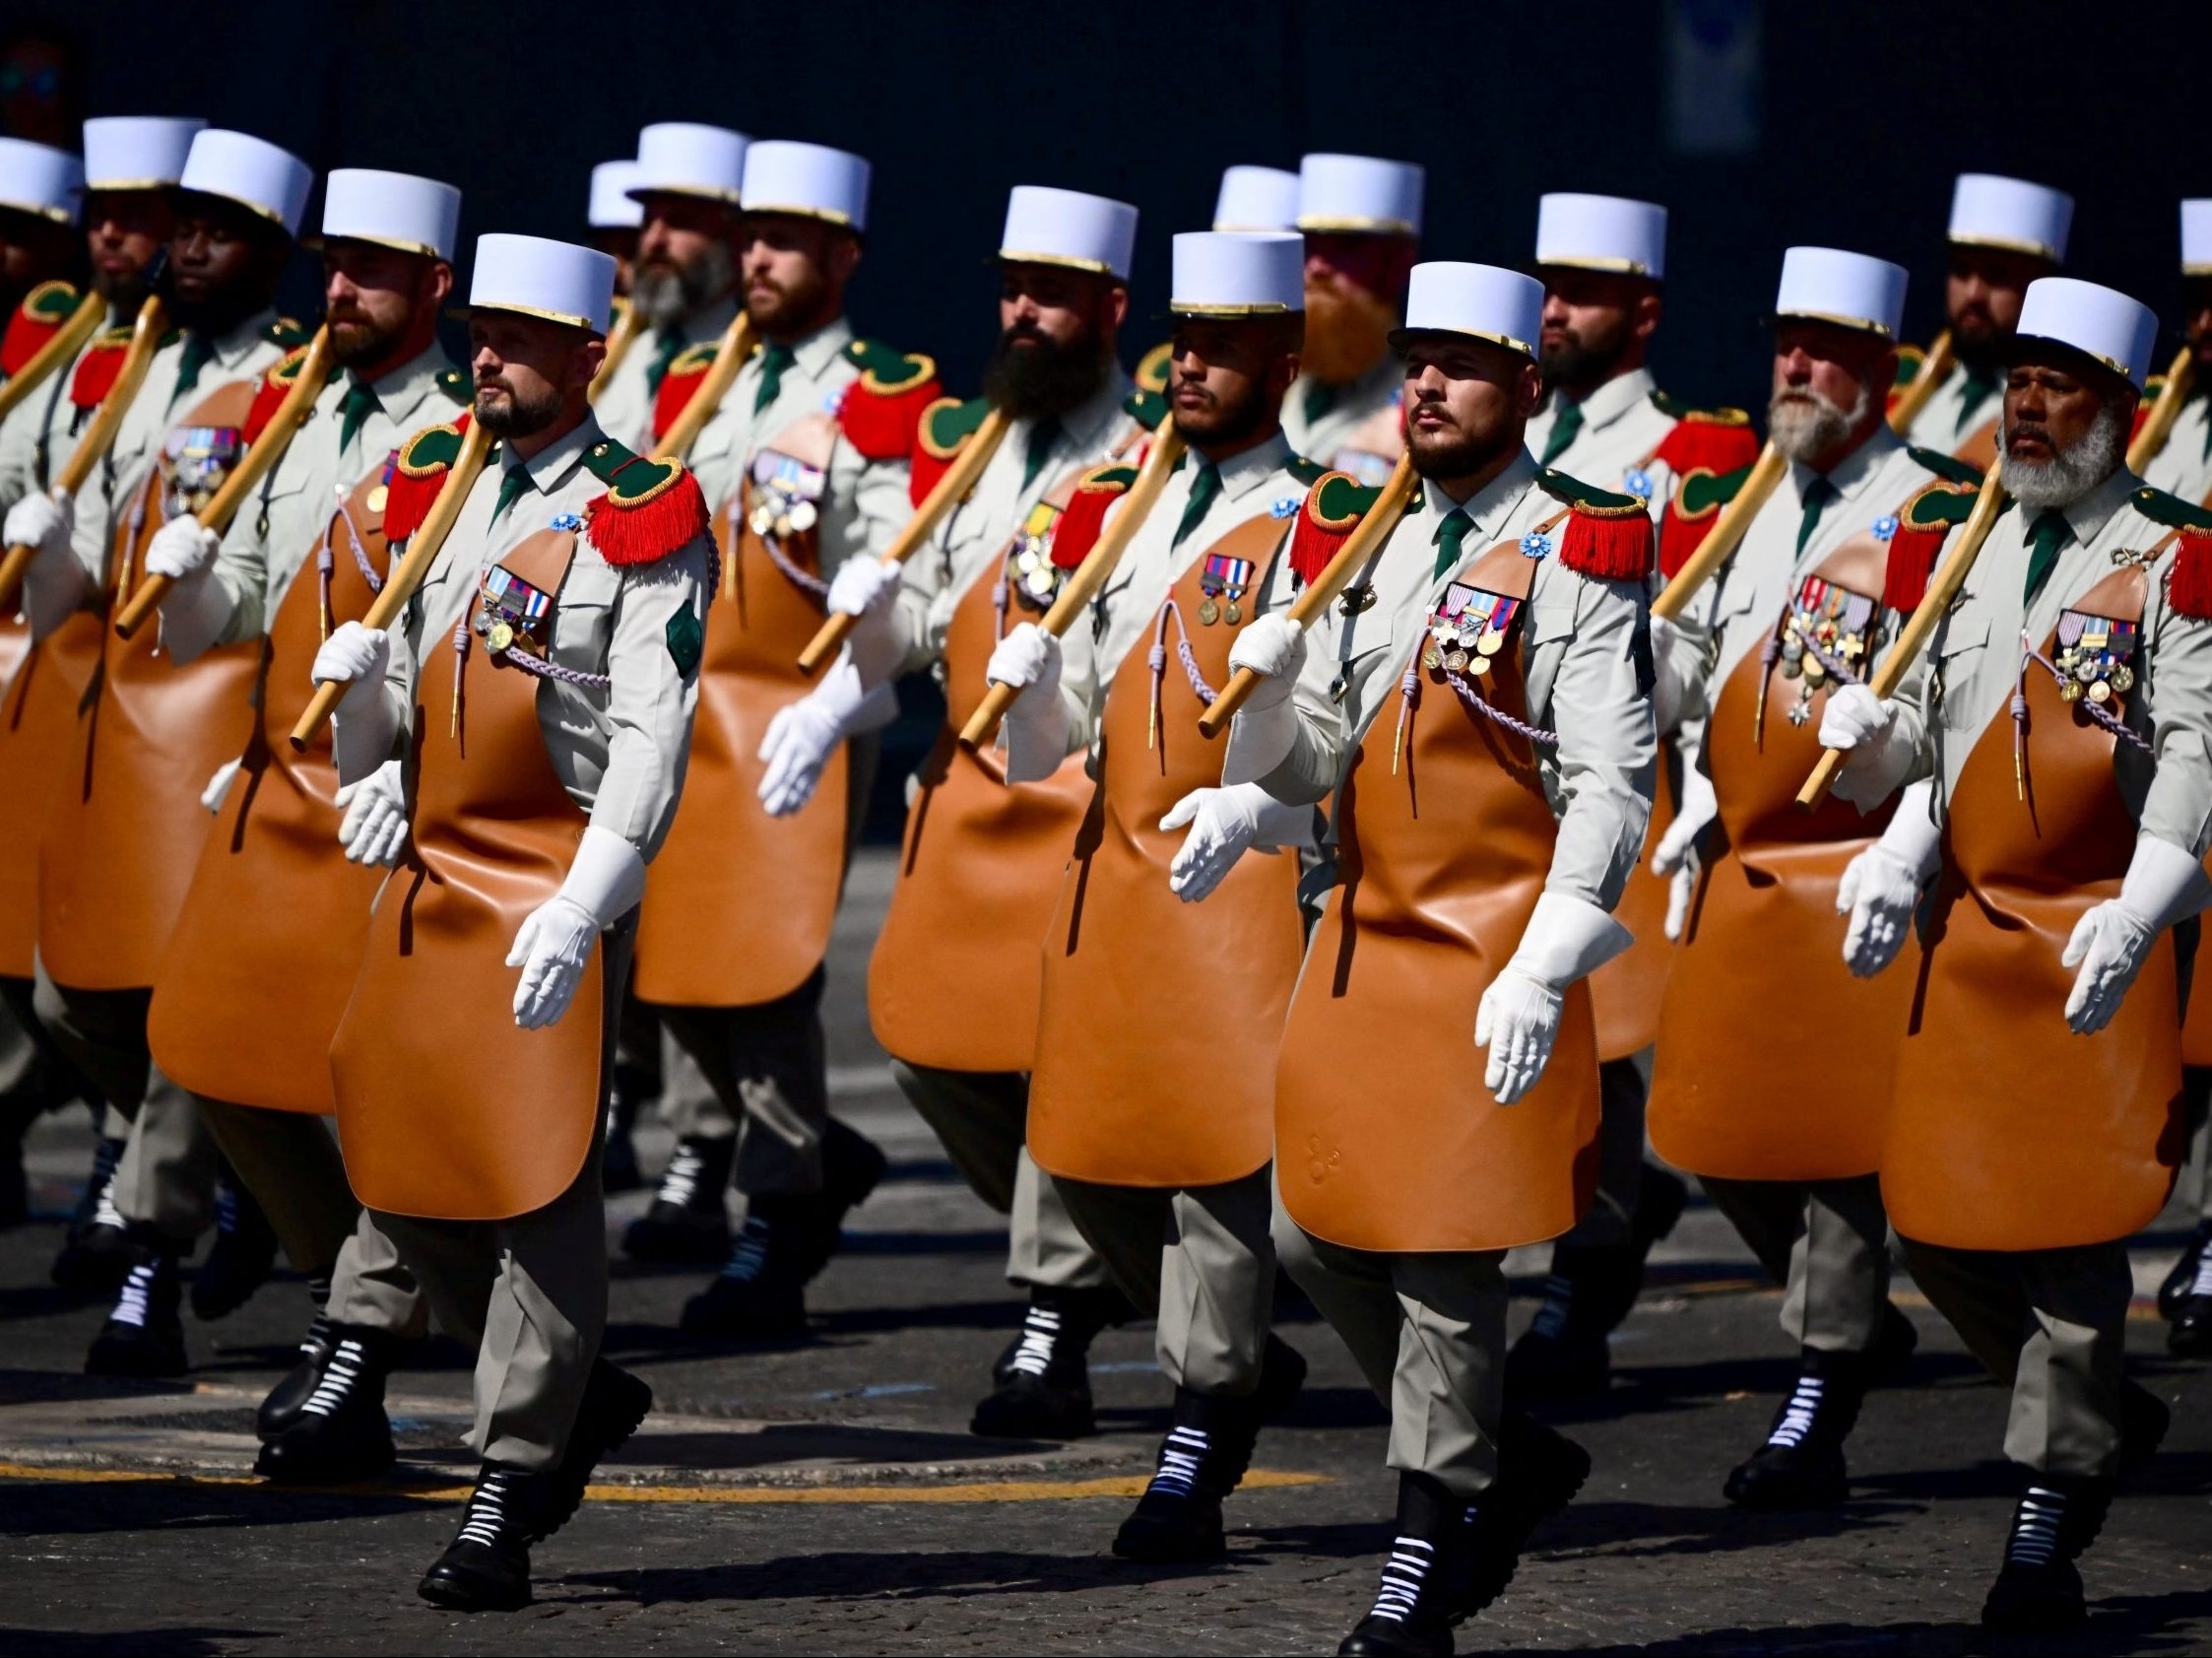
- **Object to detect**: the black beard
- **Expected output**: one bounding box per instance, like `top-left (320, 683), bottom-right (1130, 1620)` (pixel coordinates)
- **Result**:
top-left (329, 314), bottom-right (405, 369)
top-left (1407, 419), bottom-right (1514, 482)
top-left (1539, 331), bottom-right (1628, 399)
top-left (166, 282), bottom-right (262, 339)
top-left (475, 381), bottom-right (561, 439)
top-left (1172, 378), bottom-right (1275, 451)
top-left (982, 324), bottom-right (1109, 421)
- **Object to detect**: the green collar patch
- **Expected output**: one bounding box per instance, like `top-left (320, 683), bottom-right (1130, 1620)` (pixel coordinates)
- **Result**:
top-left (1123, 387), bottom-right (1167, 431)
top-left (665, 604), bottom-right (704, 679)
top-left (2135, 485), bottom-right (2212, 533)
top-left (1537, 466), bottom-right (1643, 515)
top-left (919, 394), bottom-right (991, 459)
top-left (844, 337), bottom-right (937, 396)
top-left (1135, 340), bottom-right (1172, 396)
top-left (582, 436), bottom-right (686, 506)
top-left (1907, 443), bottom-right (1984, 486)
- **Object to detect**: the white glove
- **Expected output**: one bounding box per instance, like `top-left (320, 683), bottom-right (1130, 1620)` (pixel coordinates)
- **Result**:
top-left (1219, 614), bottom-right (1309, 786)
top-left (1649, 612), bottom-right (1698, 737)
top-left (2061, 834), bottom-right (2212, 1035)
top-left (1650, 767), bottom-right (1719, 878)
top-left (7, 489), bottom-right (86, 639)
top-left (1836, 779), bottom-right (1940, 978)
top-left (334, 759), bottom-right (410, 867)
top-left (1473, 891), bottom-right (1634, 1104)
top-left (145, 515), bottom-right (219, 580)
top-left (825, 556), bottom-right (901, 684)
top-left (1662, 860), bottom-right (1698, 943)
top-left (199, 757), bottom-right (242, 816)
top-left (757, 655), bottom-right (898, 818)
top-left (310, 621), bottom-right (395, 785)
top-left (1818, 685), bottom-right (1916, 808)
top-left (1160, 782), bottom-right (1316, 903)
top-left (148, 515), bottom-right (232, 663)
top-left (985, 623), bottom-right (1071, 785)
top-left (505, 825), bottom-right (646, 1029)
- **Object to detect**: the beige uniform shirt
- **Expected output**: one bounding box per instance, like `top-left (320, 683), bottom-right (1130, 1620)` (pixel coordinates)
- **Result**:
top-left (2139, 391), bottom-right (2212, 506)
top-left (377, 412), bottom-right (710, 859)
top-left (681, 314), bottom-right (910, 571)
top-left (892, 368), bottom-right (1137, 677)
top-left (1524, 366), bottom-right (1679, 525)
top-left (1887, 467), bottom-right (2212, 857)
top-left (592, 294), bottom-right (739, 456)
top-left (0, 300), bottom-right (127, 515)
top-left (1056, 431), bottom-right (1308, 755)
top-left (1242, 451), bottom-right (1657, 908)
top-left (1281, 353), bottom-right (1400, 485)
top-left (1898, 356), bottom-right (2005, 459)
top-left (201, 346), bottom-right (464, 646)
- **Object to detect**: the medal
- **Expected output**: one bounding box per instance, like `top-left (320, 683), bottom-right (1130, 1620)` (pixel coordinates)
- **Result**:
top-left (787, 499), bottom-right (818, 534)
top-left (1446, 648), bottom-right (1470, 673)
top-left (748, 503), bottom-right (776, 537)
top-left (1224, 599), bottom-right (1242, 626)
top-left (1469, 656), bottom-right (1492, 677)
top-left (1198, 597), bottom-right (1220, 627)
top-left (1422, 643), bottom-right (1444, 671)
top-left (366, 484), bottom-right (388, 514)
top-left (2112, 664), bottom-right (2135, 694)
top-left (487, 620), bottom-right (514, 653)
top-left (2088, 679), bottom-right (2112, 704)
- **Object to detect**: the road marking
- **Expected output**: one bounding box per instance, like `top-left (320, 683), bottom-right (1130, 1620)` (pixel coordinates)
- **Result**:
top-left (0, 1460), bottom-right (1327, 1505)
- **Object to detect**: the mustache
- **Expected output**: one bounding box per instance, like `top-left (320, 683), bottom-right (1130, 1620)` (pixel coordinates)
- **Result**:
top-left (2008, 422), bottom-right (2054, 447)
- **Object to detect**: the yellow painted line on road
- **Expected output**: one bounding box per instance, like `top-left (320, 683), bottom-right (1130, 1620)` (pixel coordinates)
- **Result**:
top-left (0, 1460), bottom-right (1327, 1505)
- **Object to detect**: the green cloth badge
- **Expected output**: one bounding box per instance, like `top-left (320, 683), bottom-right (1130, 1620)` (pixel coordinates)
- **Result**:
top-left (666, 605), bottom-right (704, 678)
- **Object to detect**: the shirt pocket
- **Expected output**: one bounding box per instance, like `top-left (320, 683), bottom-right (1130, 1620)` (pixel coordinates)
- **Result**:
top-left (1931, 616), bottom-right (1991, 727)
top-left (551, 558), bottom-right (621, 678)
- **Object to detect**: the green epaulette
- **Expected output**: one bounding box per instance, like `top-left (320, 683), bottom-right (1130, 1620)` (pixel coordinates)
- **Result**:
top-left (918, 394), bottom-right (992, 458)
top-left (1647, 388), bottom-right (1754, 427)
top-left (1673, 461), bottom-right (1754, 517)
top-left (1892, 341), bottom-right (1930, 387)
top-left (23, 280), bottom-right (78, 323)
top-left (842, 337), bottom-right (937, 395)
top-left (664, 342), bottom-right (717, 378)
top-left (581, 433), bottom-right (686, 504)
top-left (434, 365), bottom-right (471, 406)
top-left (1135, 340), bottom-right (1172, 395)
top-left (1123, 387), bottom-right (1167, 431)
top-left (1898, 480), bottom-right (1982, 531)
top-left (1284, 455), bottom-right (1330, 487)
top-left (2135, 484), bottom-right (2212, 533)
top-left (265, 315), bottom-right (311, 350)
top-left (1907, 444), bottom-right (1984, 486)
top-left (1536, 467), bottom-right (1644, 515)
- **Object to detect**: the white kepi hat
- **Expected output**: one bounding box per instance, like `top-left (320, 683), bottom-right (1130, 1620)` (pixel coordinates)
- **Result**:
top-left (0, 138), bottom-right (82, 225)
top-left (626, 122), bottom-right (748, 206)
top-left (1947, 173), bottom-right (2072, 264)
top-left (1535, 192), bottom-right (1667, 281)
top-left (2013, 277), bottom-right (2158, 390)
top-left (2181, 200), bottom-right (2212, 278)
top-left (1212, 166), bottom-right (1300, 233)
top-left (1390, 261), bottom-right (1543, 357)
top-left (1773, 246), bottom-right (1909, 339)
top-left (82, 117), bottom-right (203, 192)
top-left (469, 233), bottom-right (618, 336)
top-left (1296, 154), bottom-right (1424, 236)
top-left (998, 186), bottom-right (1138, 281)
top-left (177, 129), bottom-right (312, 235)
top-left (320, 168), bottom-right (460, 261)
top-left (1170, 232), bottom-right (1304, 316)
top-left (740, 140), bottom-right (870, 232)
top-left (589, 161), bottom-right (642, 231)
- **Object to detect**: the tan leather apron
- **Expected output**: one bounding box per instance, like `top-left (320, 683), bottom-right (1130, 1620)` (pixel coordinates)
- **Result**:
top-left (1884, 564), bottom-right (2182, 1250)
top-left (1590, 781), bottom-right (1675, 1060)
top-left (1278, 533), bottom-right (1602, 1253)
top-left (1648, 531), bottom-right (1914, 1180)
top-left (1027, 513), bottom-right (1303, 1188)
top-left (0, 609), bottom-right (103, 977)
top-left (868, 474), bottom-right (1094, 1073)
top-left (0, 615), bottom-right (26, 690)
top-left (328, 529), bottom-right (605, 1221)
top-left (149, 459), bottom-right (394, 1113)
top-left (633, 416), bottom-right (844, 1008)
top-left (1952, 416), bottom-right (1999, 473)
top-left (39, 380), bottom-right (264, 991)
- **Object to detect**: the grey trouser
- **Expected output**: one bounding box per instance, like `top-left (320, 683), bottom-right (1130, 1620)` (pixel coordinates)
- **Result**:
top-left (368, 923), bottom-right (630, 1472)
top-left (1277, 1212), bottom-right (1505, 1500)
top-left (1897, 1233), bottom-right (2131, 1480)
top-left (193, 1098), bottom-right (358, 1280)
top-left (652, 965), bottom-right (828, 1197)
top-left (2182, 1069), bottom-right (2212, 1221)
top-left (1054, 1165), bottom-right (1275, 1396)
top-left (32, 963), bottom-right (215, 1240)
top-left (1558, 1056), bottom-right (1650, 1249)
top-left (1700, 1173), bottom-right (1892, 1352)
top-left (326, 1206), bottom-right (429, 1341)
top-left (889, 1059), bottom-right (1108, 1291)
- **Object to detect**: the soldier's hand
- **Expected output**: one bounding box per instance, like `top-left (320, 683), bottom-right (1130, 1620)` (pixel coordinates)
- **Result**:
top-left (1225, 614), bottom-right (1306, 714)
top-left (506, 897), bottom-right (597, 1029)
top-left (985, 623), bottom-right (1061, 697)
top-left (756, 698), bottom-right (840, 818)
top-left (1835, 842), bottom-right (1921, 977)
top-left (310, 622), bottom-right (391, 713)
top-left (199, 757), bottom-right (242, 816)
top-left (146, 515), bottom-right (220, 580)
top-left (1473, 968), bottom-right (1562, 1105)
top-left (335, 759), bottom-right (410, 867)
top-left (3, 488), bottom-right (72, 563)
top-left (2061, 835), bottom-right (2212, 1033)
top-left (1817, 686), bottom-right (1911, 805)
top-left (1650, 768), bottom-right (1718, 878)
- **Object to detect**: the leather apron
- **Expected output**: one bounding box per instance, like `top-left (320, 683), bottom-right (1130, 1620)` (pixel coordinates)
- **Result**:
top-left (1277, 532), bottom-right (1602, 1254)
top-left (1027, 513), bottom-right (1303, 1188)
top-left (0, 609), bottom-right (103, 977)
top-left (1648, 530), bottom-right (1913, 1180)
top-left (868, 472), bottom-right (1094, 1074)
top-left (633, 415), bottom-right (844, 1008)
top-left (327, 529), bottom-right (605, 1221)
top-left (38, 380), bottom-right (263, 991)
top-left (149, 459), bottom-right (394, 1113)
top-left (1589, 781), bottom-right (1675, 1060)
top-left (1884, 564), bottom-right (2183, 1250)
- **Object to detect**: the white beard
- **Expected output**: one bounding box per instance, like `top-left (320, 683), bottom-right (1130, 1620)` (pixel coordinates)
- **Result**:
top-left (1768, 384), bottom-right (1869, 464)
top-left (2000, 402), bottom-right (2126, 509)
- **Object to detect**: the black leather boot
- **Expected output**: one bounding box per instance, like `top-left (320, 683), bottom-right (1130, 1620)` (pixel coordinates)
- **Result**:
top-left (417, 1464), bottom-right (549, 1612)
top-left (972, 1286), bottom-right (1130, 1439)
top-left (84, 1227), bottom-right (186, 1377)
top-left (255, 1326), bottom-right (400, 1485)
top-left (1337, 1472), bottom-right (1471, 1657)
top-left (1112, 1387), bottom-right (1263, 1562)
top-left (1981, 1473), bottom-right (2111, 1634)
top-left (620, 1135), bottom-right (734, 1264)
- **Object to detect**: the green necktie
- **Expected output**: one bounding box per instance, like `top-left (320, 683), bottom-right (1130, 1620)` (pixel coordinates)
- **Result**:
top-left (1955, 362), bottom-right (2002, 435)
top-left (1172, 459), bottom-right (1222, 548)
top-left (336, 377), bottom-right (380, 453)
top-left (644, 326), bottom-right (684, 395)
top-left (492, 466), bottom-right (533, 524)
top-left (1302, 379), bottom-right (1338, 428)
top-left (1022, 417), bottom-right (1062, 490)
top-left (1433, 507), bottom-right (1471, 579)
top-left (1795, 475), bottom-right (1838, 556)
top-left (171, 333), bottom-right (214, 405)
top-left (1539, 398), bottom-right (1585, 466)
top-left (2024, 509), bottom-right (2071, 606)
top-left (753, 341), bottom-right (796, 415)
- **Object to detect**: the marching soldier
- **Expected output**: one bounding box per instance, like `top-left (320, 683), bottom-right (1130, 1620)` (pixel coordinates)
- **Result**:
top-left (127, 167), bottom-right (469, 1477)
top-left (1820, 278), bottom-right (2209, 1630)
top-left (5, 127), bottom-right (312, 1372)
top-left (589, 122), bottom-right (748, 453)
top-left (1643, 248), bottom-right (1970, 1507)
top-left (764, 185), bottom-right (1145, 1435)
top-left (981, 230), bottom-right (1328, 1561)
top-left (0, 116), bottom-right (197, 1278)
top-left (1890, 174), bottom-right (2071, 469)
top-left (1211, 165), bottom-right (1299, 233)
top-left (1508, 193), bottom-right (1757, 1394)
top-left (1213, 262), bottom-right (1657, 1654)
top-left (586, 159), bottom-right (642, 298)
top-left (1280, 154), bottom-right (1422, 486)
top-left (627, 140), bottom-right (914, 1338)
top-left (307, 232), bottom-right (711, 1609)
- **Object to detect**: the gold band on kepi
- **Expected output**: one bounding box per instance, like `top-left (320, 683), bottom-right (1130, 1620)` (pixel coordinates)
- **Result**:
top-left (2012, 334), bottom-right (2135, 381)
top-left (308, 232), bottom-right (444, 258)
top-left (743, 202), bottom-right (853, 227)
top-left (1169, 300), bottom-right (1294, 317)
top-left (467, 299), bottom-right (596, 331)
top-left (1388, 324), bottom-right (1535, 358)
top-left (176, 185), bottom-right (293, 228)
top-left (1948, 231), bottom-right (2060, 261)
top-left (1536, 253), bottom-right (1654, 277)
top-left (1296, 214), bottom-right (1416, 235)
top-left (0, 197), bottom-right (73, 225)
top-left (998, 247), bottom-right (1115, 275)
top-left (1776, 308), bottom-right (1894, 338)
